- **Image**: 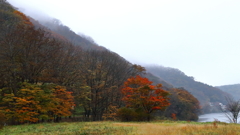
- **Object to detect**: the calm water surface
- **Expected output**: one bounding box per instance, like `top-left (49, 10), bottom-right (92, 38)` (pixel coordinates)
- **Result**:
top-left (198, 112), bottom-right (237, 123)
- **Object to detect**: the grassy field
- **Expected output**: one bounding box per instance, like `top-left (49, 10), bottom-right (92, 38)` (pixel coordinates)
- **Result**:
top-left (0, 121), bottom-right (240, 135)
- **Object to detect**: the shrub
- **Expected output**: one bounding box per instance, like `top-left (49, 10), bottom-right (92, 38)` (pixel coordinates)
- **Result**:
top-left (116, 107), bottom-right (136, 121)
top-left (116, 107), bottom-right (152, 121)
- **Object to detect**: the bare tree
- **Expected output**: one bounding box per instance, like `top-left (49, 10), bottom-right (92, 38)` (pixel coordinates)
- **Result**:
top-left (223, 96), bottom-right (240, 123)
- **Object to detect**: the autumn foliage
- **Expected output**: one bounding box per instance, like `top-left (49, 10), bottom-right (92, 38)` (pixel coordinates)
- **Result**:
top-left (121, 75), bottom-right (170, 120)
top-left (162, 88), bottom-right (200, 121)
top-left (13, 10), bottom-right (33, 26)
top-left (0, 83), bottom-right (74, 124)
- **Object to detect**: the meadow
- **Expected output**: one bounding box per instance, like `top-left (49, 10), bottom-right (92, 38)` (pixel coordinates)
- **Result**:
top-left (1, 121), bottom-right (240, 135)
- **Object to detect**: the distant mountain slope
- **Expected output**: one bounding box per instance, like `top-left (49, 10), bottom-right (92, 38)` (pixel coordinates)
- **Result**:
top-left (0, 1), bottom-right (22, 39)
top-left (217, 84), bottom-right (240, 100)
top-left (144, 72), bottom-right (174, 89)
top-left (146, 65), bottom-right (228, 105)
top-left (38, 19), bottom-right (106, 50)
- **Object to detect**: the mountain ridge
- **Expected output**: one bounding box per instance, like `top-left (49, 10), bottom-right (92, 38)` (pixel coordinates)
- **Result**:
top-left (217, 84), bottom-right (240, 101)
top-left (145, 65), bottom-right (229, 106)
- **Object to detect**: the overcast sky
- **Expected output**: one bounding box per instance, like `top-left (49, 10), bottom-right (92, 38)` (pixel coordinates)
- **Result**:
top-left (7, 0), bottom-right (240, 86)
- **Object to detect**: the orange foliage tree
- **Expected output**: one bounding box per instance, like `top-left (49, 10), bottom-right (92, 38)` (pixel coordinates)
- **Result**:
top-left (51, 86), bottom-right (75, 122)
top-left (0, 83), bottom-right (74, 124)
top-left (121, 75), bottom-right (170, 120)
top-left (13, 10), bottom-right (33, 26)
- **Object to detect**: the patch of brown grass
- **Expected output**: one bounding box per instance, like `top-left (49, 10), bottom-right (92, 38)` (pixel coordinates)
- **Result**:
top-left (113, 122), bottom-right (240, 135)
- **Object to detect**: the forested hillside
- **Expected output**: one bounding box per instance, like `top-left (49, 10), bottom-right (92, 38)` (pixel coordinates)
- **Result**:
top-left (0, 1), bottom-right (200, 125)
top-left (144, 72), bottom-right (173, 89)
top-left (146, 65), bottom-right (229, 106)
top-left (36, 19), bottom-right (106, 50)
top-left (0, 1), bottom-right (140, 122)
top-left (217, 84), bottom-right (240, 101)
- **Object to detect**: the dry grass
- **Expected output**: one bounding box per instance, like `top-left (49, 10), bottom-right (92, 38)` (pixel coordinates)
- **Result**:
top-left (113, 121), bottom-right (240, 135)
top-left (1, 121), bottom-right (240, 135)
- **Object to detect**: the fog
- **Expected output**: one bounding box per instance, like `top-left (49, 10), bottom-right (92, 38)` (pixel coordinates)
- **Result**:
top-left (7, 0), bottom-right (240, 86)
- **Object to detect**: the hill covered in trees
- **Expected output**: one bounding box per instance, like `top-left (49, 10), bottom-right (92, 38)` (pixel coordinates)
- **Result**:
top-left (0, 1), bottom-right (205, 124)
top-left (145, 65), bottom-right (229, 107)
top-left (217, 84), bottom-right (240, 101)
top-left (0, 1), bottom-right (140, 122)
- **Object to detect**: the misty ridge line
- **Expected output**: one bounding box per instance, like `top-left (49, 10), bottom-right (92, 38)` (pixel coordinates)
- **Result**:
top-left (8, 0), bottom-right (240, 86)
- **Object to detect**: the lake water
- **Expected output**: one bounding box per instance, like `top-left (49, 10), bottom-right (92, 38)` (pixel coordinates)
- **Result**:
top-left (198, 112), bottom-right (235, 123)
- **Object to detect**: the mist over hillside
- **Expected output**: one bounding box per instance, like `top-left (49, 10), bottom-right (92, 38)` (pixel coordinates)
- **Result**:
top-left (217, 84), bottom-right (240, 101)
top-left (0, 1), bottom-right (202, 122)
top-left (9, 4), bottom-right (105, 51)
top-left (18, 4), bottom-right (232, 107)
top-left (26, 6), bottom-right (230, 110)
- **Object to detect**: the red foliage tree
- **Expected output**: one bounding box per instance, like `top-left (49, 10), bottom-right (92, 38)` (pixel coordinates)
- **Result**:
top-left (121, 75), bottom-right (170, 120)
